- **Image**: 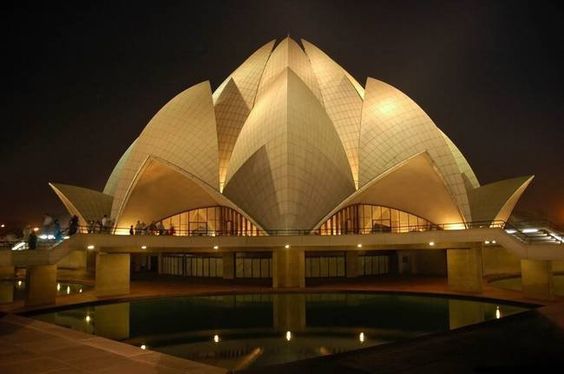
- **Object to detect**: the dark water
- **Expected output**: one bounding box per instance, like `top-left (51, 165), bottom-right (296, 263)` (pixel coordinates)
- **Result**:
top-left (30, 293), bottom-right (529, 370)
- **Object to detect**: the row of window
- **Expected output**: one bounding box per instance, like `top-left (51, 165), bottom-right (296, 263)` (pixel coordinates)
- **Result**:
top-left (160, 253), bottom-right (392, 278)
top-left (320, 204), bottom-right (435, 235)
top-left (156, 204), bottom-right (436, 237)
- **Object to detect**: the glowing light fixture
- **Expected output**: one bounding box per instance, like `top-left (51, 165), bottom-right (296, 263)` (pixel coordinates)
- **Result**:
top-left (0, 224), bottom-right (4, 228)
top-left (87, 245), bottom-right (95, 250)
top-left (428, 241), bottom-right (435, 246)
top-left (495, 306), bottom-right (501, 319)
top-left (484, 240), bottom-right (490, 244)
top-left (286, 331), bottom-right (292, 341)
top-left (140, 344), bottom-right (147, 350)
top-left (522, 228), bottom-right (539, 234)
top-left (213, 334), bottom-right (220, 343)
top-left (63, 236), bottom-right (70, 240)
top-left (505, 229), bottom-right (517, 234)
top-left (66, 286), bottom-right (71, 295)
top-left (357, 243), bottom-right (363, 248)
top-left (57, 283), bottom-right (61, 291)
top-left (491, 240), bottom-right (496, 244)
top-left (284, 244), bottom-right (290, 249)
top-left (85, 315), bottom-right (91, 323)
top-left (79, 288), bottom-right (83, 293)
top-left (141, 245), bottom-right (147, 249)
top-left (17, 280), bottom-right (22, 287)
top-left (33, 227), bottom-right (39, 232)
top-left (213, 245), bottom-right (219, 250)
top-left (359, 332), bottom-right (365, 343)
top-left (11, 241), bottom-right (26, 251)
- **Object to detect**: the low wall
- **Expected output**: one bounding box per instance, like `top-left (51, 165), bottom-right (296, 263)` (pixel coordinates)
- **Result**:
top-left (57, 250), bottom-right (86, 270)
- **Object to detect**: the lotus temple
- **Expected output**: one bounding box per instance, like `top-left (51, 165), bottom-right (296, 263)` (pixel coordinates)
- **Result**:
top-left (1, 37), bottom-right (563, 372)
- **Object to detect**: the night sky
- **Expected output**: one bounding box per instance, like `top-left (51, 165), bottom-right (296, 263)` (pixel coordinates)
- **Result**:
top-left (2, 0), bottom-right (563, 230)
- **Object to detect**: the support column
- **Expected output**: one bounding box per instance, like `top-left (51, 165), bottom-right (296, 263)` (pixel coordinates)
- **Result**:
top-left (0, 265), bottom-right (15, 280)
top-left (521, 259), bottom-right (553, 300)
top-left (272, 247), bottom-right (305, 288)
top-left (222, 253), bottom-right (235, 280)
top-left (447, 244), bottom-right (483, 293)
top-left (346, 251), bottom-right (359, 278)
top-left (25, 264), bottom-right (57, 307)
top-left (95, 253), bottom-right (130, 297)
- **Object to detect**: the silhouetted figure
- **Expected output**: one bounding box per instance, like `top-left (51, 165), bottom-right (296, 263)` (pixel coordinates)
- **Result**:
top-left (129, 225), bottom-right (134, 235)
top-left (28, 231), bottom-right (38, 250)
top-left (53, 219), bottom-right (62, 240)
top-left (68, 215), bottom-right (79, 235)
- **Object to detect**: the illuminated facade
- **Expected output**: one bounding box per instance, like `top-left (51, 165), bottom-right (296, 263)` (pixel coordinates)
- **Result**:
top-left (50, 37), bottom-right (533, 236)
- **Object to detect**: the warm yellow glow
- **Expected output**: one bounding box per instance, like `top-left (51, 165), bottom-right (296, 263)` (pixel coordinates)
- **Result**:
top-left (213, 245), bottom-right (219, 250)
top-left (284, 244), bottom-right (290, 249)
top-left (114, 227), bottom-right (130, 235)
top-left (141, 245), bottom-right (147, 250)
top-left (140, 344), bottom-right (147, 350)
top-left (63, 235), bottom-right (70, 240)
top-left (0, 224), bottom-right (4, 228)
top-left (57, 283), bottom-right (61, 291)
top-left (496, 306), bottom-right (501, 319)
top-left (213, 334), bottom-right (220, 343)
top-left (17, 280), bottom-right (22, 287)
top-left (87, 245), bottom-right (95, 250)
top-left (428, 241), bottom-right (435, 246)
top-left (85, 315), bottom-right (91, 323)
top-left (286, 331), bottom-right (292, 341)
top-left (444, 223), bottom-right (466, 230)
top-left (79, 288), bottom-right (83, 293)
top-left (378, 98), bottom-right (396, 115)
top-left (66, 286), bottom-right (71, 295)
top-left (33, 227), bottom-right (39, 232)
top-left (357, 243), bottom-right (362, 248)
top-left (484, 240), bottom-right (490, 244)
top-left (359, 332), bottom-right (365, 343)
top-left (491, 240), bottom-right (496, 244)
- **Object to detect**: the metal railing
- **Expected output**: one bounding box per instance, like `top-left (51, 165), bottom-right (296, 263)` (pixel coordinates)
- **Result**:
top-left (1, 219), bottom-right (562, 250)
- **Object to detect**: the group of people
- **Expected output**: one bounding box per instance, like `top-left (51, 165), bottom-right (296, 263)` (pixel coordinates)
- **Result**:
top-left (24, 213), bottom-right (81, 250)
top-left (129, 220), bottom-right (175, 236)
top-left (87, 214), bottom-right (114, 234)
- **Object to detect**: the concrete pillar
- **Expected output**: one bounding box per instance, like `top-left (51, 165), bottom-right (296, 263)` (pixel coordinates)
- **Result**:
top-left (521, 259), bottom-right (553, 300)
top-left (346, 251), bottom-right (359, 278)
top-left (0, 265), bottom-right (15, 280)
top-left (273, 294), bottom-right (306, 332)
top-left (95, 253), bottom-right (130, 297)
top-left (222, 253), bottom-right (235, 280)
top-left (272, 248), bottom-right (305, 288)
top-left (25, 265), bottom-right (57, 307)
top-left (447, 244), bottom-right (483, 293)
top-left (0, 281), bottom-right (15, 303)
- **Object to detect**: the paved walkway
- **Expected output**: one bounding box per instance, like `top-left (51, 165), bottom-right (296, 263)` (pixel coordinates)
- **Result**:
top-left (0, 313), bottom-right (226, 374)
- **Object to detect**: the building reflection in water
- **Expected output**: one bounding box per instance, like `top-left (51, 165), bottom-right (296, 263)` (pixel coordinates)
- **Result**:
top-left (31, 293), bottom-right (527, 370)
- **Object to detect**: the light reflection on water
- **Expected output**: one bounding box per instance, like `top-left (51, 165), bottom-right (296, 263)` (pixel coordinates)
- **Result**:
top-left (0, 281), bottom-right (90, 303)
top-left (30, 293), bottom-right (529, 370)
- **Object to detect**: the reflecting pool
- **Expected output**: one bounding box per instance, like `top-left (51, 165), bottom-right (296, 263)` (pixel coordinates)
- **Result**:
top-left (30, 293), bottom-right (530, 370)
top-left (0, 280), bottom-right (90, 303)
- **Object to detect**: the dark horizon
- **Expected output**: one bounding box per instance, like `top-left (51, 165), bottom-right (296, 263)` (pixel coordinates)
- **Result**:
top-left (2, 0), bottom-right (563, 231)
